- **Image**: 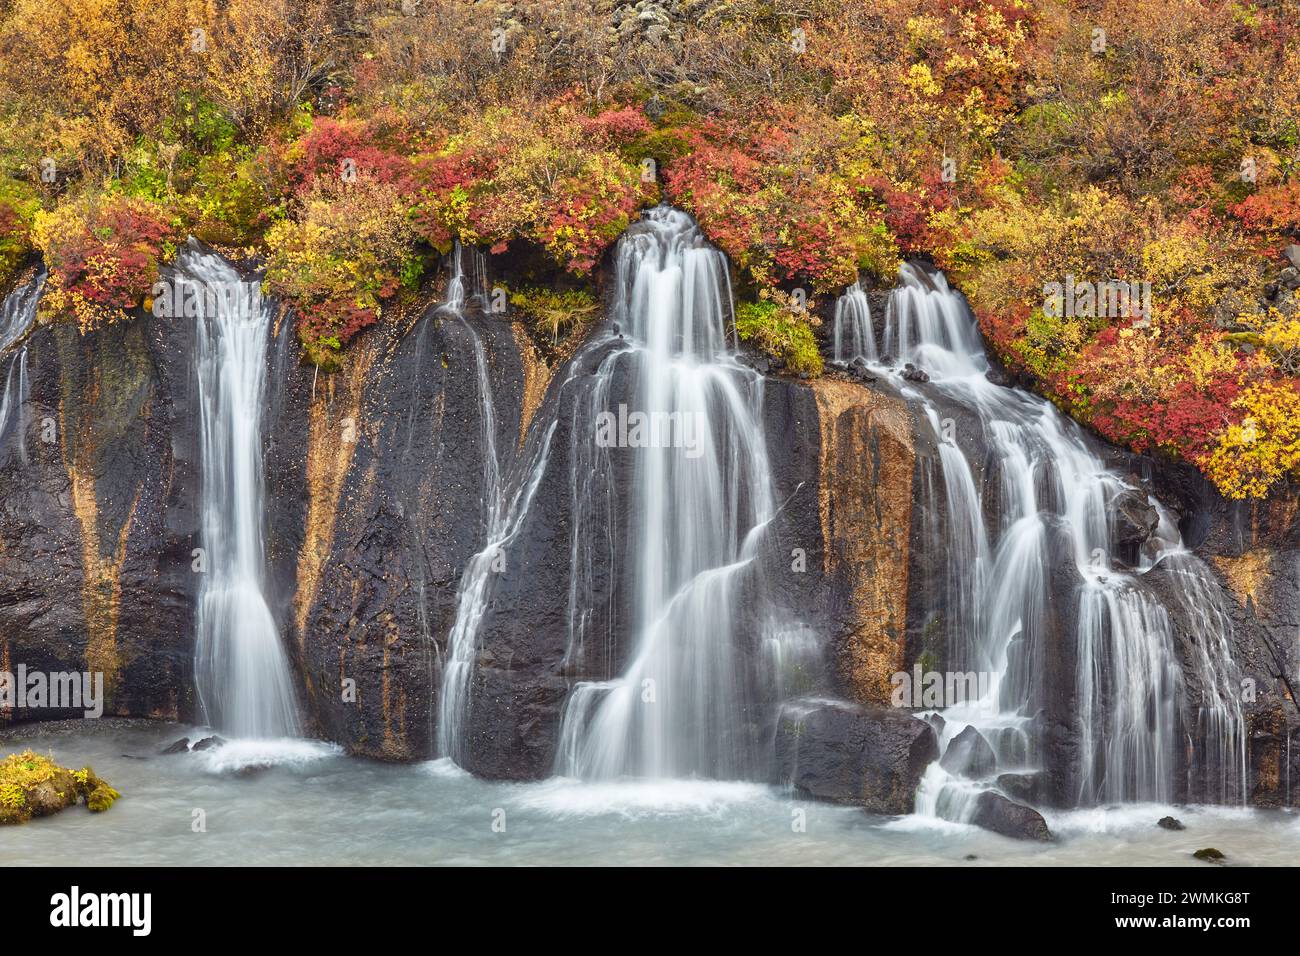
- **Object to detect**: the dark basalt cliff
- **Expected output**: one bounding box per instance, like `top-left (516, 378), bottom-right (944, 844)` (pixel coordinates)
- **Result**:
top-left (0, 254), bottom-right (1295, 810)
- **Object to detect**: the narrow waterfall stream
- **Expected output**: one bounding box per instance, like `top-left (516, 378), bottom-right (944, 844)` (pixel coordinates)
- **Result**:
top-left (436, 242), bottom-right (559, 764)
top-left (844, 264), bottom-right (1247, 815)
top-left (832, 280), bottom-right (876, 364)
top-left (0, 273), bottom-right (41, 464)
top-left (190, 243), bottom-right (300, 739)
top-left (554, 206), bottom-right (781, 780)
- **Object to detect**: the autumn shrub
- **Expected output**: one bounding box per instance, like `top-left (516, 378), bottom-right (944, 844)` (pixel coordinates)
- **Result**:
top-left (0, 180), bottom-right (40, 288)
top-left (30, 195), bottom-right (179, 331)
top-left (1204, 381), bottom-right (1300, 499)
top-left (1230, 182), bottom-right (1300, 237)
top-left (410, 104), bottom-right (651, 274)
top-left (663, 110), bottom-right (899, 292)
top-left (264, 177), bottom-right (423, 368)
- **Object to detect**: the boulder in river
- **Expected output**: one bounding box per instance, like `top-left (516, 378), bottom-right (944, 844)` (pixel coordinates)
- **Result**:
top-left (1193, 847), bottom-right (1225, 863)
top-left (997, 771), bottom-right (1047, 805)
top-left (160, 737), bottom-right (191, 755)
top-left (971, 790), bottom-right (1053, 841)
top-left (193, 735), bottom-right (227, 752)
top-left (940, 725), bottom-right (997, 778)
top-left (773, 698), bottom-right (938, 814)
top-left (1157, 815), bottom-right (1185, 831)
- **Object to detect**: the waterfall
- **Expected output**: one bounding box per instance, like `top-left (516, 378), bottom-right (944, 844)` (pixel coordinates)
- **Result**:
top-left (436, 242), bottom-right (560, 764)
top-left (554, 206), bottom-right (779, 780)
top-left (877, 264), bottom-right (1245, 813)
top-left (0, 273), bottom-right (42, 466)
top-left (190, 243), bottom-right (300, 738)
top-left (832, 280), bottom-right (876, 364)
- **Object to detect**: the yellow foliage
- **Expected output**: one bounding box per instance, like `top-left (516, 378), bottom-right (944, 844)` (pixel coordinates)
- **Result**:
top-left (1204, 382), bottom-right (1300, 499)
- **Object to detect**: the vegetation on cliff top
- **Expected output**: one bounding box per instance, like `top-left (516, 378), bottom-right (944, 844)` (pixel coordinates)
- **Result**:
top-left (0, 0), bottom-right (1296, 497)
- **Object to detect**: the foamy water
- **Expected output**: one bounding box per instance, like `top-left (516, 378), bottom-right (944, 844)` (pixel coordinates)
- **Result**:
top-left (1, 722), bottom-right (1293, 866)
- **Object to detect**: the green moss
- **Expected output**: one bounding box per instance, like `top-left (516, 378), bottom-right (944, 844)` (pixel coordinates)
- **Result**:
top-left (508, 286), bottom-right (600, 342)
top-left (733, 300), bottom-right (824, 377)
top-left (0, 750), bottom-right (120, 824)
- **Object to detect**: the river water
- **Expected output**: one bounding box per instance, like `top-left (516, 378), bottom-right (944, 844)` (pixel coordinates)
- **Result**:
top-left (2, 721), bottom-right (1294, 866)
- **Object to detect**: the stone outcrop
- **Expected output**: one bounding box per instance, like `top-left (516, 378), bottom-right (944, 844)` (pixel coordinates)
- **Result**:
top-left (971, 790), bottom-right (1052, 841)
top-left (773, 698), bottom-right (938, 813)
top-left (0, 304), bottom-right (197, 725)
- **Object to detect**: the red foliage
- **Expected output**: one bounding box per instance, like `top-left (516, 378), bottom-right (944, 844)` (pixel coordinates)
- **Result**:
top-left (296, 299), bottom-right (379, 350)
top-left (580, 107), bottom-right (653, 146)
top-left (47, 199), bottom-right (174, 313)
top-left (1229, 181), bottom-right (1300, 236)
top-left (291, 117), bottom-right (416, 195)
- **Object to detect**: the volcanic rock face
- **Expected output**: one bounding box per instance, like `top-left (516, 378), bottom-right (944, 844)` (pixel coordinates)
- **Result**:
top-left (810, 379), bottom-right (914, 706)
top-left (0, 246), bottom-right (1294, 814)
top-left (276, 301), bottom-right (529, 761)
top-left (0, 306), bottom-right (197, 724)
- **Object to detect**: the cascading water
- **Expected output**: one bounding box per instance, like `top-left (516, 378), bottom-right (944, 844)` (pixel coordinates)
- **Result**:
top-left (190, 243), bottom-right (300, 739)
top-left (436, 242), bottom-right (558, 765)
top-left (832, 280), bottom-right (876, 364)
top-left (554, 206), bottom-right (780, 781)
top-left (0, 273), bottom-right (42, 465)
top-left (860, 264), bottom-right (1246, 815)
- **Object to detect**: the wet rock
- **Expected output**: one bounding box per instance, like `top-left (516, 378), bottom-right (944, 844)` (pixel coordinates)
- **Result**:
top-left (984, 367), bottom-right (1010, 387)
top-left (1193, 847), bottom-right (1225, 862)
top-left (1157, 815), bottom-right (1185, 831)
top-left (773, 699), bottom-right (939, 814)
top-left (925, 713), bottom-right (946, 736)
top-left (810, 379), bottom-right (914, 706)
top-left (1110, 488), bottom-right (1159, 549)
top-left (901, 363), bottom-right (929, 383)
top-left (193, 735), bottom-right (227, 751)
top-left (160, 737), bottom-right (191, 755)
top-left (971, 790), bottom-right (1053, 841)
top-left (997, 771), bottom-right (1047, 805)
top-left (940, 725), bottom-right (997, 778)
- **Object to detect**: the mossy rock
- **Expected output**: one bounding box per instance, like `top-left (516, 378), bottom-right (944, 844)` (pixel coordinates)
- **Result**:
top-left (0, 750), bottom-right (121, 824)
top-left (1192, 847), bottom-right (1225, 862)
